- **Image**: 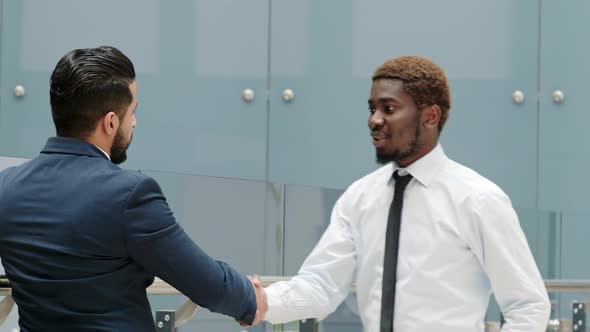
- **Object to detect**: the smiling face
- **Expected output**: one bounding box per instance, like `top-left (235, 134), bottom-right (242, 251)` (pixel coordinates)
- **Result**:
top-left (368, 79), bottom-right (427, 167)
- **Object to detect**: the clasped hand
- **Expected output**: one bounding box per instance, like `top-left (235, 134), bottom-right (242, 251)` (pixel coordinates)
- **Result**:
top-left (239, 275), bottom-right (268, 327)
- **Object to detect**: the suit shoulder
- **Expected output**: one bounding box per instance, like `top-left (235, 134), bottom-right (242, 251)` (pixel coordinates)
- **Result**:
top-left (112, 169), bottom-right (161, 194)
top-left (0, 167), bottom-right (13, 188)
top-left (0, 165), bottom-right (15, 178)
top-left (0, 158), bottom-right (34, 185)
top-left (112, 168), bottom-right (156, 188)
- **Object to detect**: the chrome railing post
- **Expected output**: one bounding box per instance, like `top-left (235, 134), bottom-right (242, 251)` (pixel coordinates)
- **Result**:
top-left (572, 302), bottom-right (585, 331)
top-left (155, 310), bottom-right (177, 332)
top-left (274, 321), bottom-right (300, 332)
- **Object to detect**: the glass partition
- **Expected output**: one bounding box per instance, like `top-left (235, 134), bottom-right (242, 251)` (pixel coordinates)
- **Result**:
top-left (141, 170), bottom-right (280, 331)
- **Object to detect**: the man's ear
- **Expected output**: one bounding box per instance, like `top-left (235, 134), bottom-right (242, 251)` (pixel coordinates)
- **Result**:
top-left (422, 105), bottom-right (441, 129)
top-left (101, 111), bottom-right (119, 136)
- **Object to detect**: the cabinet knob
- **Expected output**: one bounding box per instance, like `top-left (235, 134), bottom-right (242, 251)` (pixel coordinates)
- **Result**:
top-left (512, 90), bottom-right (525, 104)
top-left (242, 89), bottom-right (255, 102)
top-left (14, 85), bottom-right (25, 98)
top-left (552, 90), bottom-right (565, 104)
top-left (281, 89), bottom-right (295, 102)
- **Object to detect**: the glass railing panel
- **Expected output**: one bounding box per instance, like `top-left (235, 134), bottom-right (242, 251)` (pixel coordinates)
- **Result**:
top-left (141, 170), bottom-right (279, 331)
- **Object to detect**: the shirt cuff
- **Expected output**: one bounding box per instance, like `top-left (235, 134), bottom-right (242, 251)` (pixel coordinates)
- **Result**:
top-left (264, 284), bottom-right (286, 324)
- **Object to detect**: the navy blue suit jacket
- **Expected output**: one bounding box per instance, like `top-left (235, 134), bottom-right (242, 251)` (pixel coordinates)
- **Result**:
top-left (0, 137), bottom-right (256, 331)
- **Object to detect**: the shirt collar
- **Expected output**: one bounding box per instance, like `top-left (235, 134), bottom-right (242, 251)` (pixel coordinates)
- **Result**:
top-left (392, 144), bottom-right (448, 187)
top-left (40, 137), bottom-right (110, 161)
top-left (94, 145), bottom-right (111, 161)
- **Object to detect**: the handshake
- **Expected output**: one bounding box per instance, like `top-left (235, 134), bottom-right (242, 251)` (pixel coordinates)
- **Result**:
top-left (239, 275), bottom-right (268, 327)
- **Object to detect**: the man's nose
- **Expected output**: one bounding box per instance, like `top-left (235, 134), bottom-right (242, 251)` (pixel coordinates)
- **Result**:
top-left (369, 112), bottom-right (383, 129)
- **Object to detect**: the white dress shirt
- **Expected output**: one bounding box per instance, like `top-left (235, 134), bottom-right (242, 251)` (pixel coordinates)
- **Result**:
top-left (265, 144), bottom-right (550, 332)
top-left (94, 145), bottom-right (111, 160)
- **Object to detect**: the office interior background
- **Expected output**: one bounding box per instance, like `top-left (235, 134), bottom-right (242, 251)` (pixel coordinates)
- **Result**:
top-left (0, 0), bottom-right (588, 330)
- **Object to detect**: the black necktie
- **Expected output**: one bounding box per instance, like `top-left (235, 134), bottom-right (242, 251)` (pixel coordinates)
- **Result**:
top-left (380, 170), bottom-right (413, 332)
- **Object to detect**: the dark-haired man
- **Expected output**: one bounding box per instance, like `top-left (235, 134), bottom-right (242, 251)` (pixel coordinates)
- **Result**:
top-left (262, 56), bottom-right (549, 331)
top-left (0, 46), bottom-right (266, 332)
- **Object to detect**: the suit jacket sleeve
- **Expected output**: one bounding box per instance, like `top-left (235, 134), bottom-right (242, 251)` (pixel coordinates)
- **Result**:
top-left (122, 175), bottom-right (257, 325)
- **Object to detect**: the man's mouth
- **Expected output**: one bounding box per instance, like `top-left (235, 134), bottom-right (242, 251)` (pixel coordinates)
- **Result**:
top-left (371, 132), bottom-right (389, 147)
top-left (371, 132), bottom-right (388, 140)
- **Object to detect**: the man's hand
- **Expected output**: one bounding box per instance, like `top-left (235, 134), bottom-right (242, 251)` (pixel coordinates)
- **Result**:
top-left (251, 275), bottom-right (268, 325)
top-left (239, 275), bottom-right (268, 327)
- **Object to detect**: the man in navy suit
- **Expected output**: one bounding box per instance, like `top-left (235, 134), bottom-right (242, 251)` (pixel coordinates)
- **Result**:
top-left (0, 46), bottom-right (267, 331)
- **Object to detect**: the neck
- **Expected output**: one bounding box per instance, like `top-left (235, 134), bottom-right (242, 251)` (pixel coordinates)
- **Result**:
top-left (396, 140), bottom-right (438, 168)
top-left (86, 134), bottom-right (112, 159)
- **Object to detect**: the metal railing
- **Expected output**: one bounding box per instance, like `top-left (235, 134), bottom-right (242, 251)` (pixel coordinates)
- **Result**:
top-left (1, 278), bottom-right (590, 331)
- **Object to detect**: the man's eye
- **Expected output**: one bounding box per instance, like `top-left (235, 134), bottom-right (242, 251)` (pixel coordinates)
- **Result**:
top-left (368, 107), bottom-right (376, 114)
top-left (385, 106), bottom-right (396, 113)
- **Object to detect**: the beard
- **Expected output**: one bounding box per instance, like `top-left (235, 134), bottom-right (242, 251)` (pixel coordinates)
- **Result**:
top-left (376, 118), bottom-right (424, 165)
top-left (111, 129), bottom-right (132, 165)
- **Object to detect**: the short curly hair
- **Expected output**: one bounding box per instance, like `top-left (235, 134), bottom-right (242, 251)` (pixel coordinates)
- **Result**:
top-left (372, 56), bottom-right (451, 132)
